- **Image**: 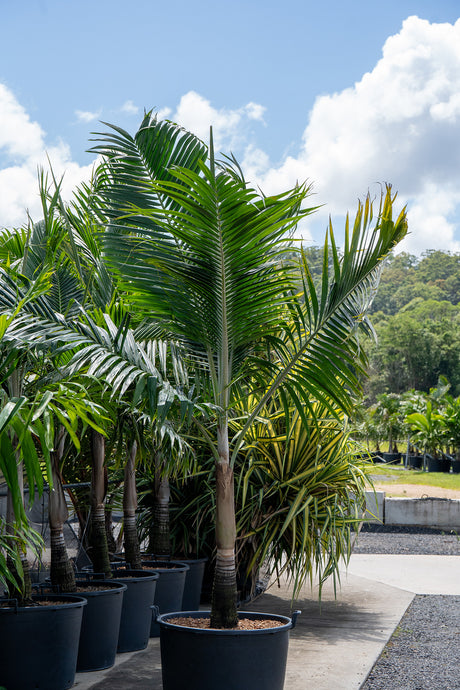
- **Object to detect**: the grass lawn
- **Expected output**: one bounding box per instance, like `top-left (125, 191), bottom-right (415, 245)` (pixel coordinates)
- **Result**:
top-left (364, 463), bottom-right (460, 490)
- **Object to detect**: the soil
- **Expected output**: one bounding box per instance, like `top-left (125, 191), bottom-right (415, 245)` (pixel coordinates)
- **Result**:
top-left (75, 584), bottom-right (118, 592)
top-left (167, 616), bottom-right (283, 630)
top-left (0, 599), bottom-right (70, 607)
top-left (373, 482), bottom-right (460, 499)
top-left (141, 564), bottom-right (181, 570)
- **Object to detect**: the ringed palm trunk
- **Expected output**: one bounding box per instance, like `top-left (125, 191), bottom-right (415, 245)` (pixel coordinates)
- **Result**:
top-left (210, 422), bottom-right (238, 628)
top-left (123, 440), bottom-right (142, 568)
top-left (49, 428), bottom-right (76, 592)
top-left (149, 452), bottom-right (171, 557)
top-left (88, 430), bottom-right (112, 577)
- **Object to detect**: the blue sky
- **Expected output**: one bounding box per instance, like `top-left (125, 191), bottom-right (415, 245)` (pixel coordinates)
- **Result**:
top-left (1, 0), bottom-right (460, 254)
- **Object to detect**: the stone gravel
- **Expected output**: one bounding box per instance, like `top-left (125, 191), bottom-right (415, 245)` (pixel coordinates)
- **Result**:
top-left (358, 525), bottom-right (460, 690)
top-left (354, 524), bottom-right (460, 556)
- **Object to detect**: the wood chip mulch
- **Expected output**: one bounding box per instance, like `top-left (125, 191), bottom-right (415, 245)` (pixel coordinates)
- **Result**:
top-left (167, 617), bottom-right (283, 630)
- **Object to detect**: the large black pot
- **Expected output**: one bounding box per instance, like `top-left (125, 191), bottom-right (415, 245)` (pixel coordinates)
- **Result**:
top-left (452, 459), bottom-right (460, 474)
top-left (0, 594), bottom-right (87, 690)
top-left (158, 610), bottom-right (300, 690)
top-left (142, 554), bottom-right (207, 611)
top-left (407, 454), bottom-right (423, 469)
top-left (112, 568), bottom-right (159, 652)
top-left (180, 557), bottom-right (208, 610)
top-left (427, 456), bottom-right (451, 473)
top-left (382, 452), bottom-right (401, 464)
top-left (142, 560), bottom-right (189, 637)
top-left (75, 578), bottom-right (127, 672)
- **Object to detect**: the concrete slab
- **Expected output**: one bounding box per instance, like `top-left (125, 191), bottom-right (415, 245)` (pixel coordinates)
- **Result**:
top-left (345, 554), bottom-right (460, 594)
top-left (385, 497), bottom-right (460, 530)
top-left (363, 490), bottom-right (385, 523)
top-left (246, 575), bottom-right (414, 690)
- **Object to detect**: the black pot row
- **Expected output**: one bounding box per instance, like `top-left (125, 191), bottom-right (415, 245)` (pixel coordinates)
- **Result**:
top-left (0, 557), bottom-right (207, 689)
top-left (0, 558), bottom-right (298, 690)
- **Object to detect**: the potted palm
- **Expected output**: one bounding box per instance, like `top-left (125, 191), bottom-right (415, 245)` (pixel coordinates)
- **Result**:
top-left (406, 400), bottom-right (450, 472)
top-left (90, 113), bottom-right (407, 689)
top-left (0, 326), bottom-right (88, 690)
top-left (441, 396), bottom-right (460, 473)
top-left (372, 393), bottom-right (403, 463)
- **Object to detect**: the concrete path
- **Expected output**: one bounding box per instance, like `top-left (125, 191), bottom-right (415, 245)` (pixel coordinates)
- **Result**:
top-left (72, 554), bottom-right (459, 690)
top-left (346, 554), bottom-right (460, 595)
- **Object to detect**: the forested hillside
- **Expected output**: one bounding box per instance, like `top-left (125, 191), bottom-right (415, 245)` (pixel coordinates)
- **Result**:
top-left (303, 248), bottom-right (460, 401)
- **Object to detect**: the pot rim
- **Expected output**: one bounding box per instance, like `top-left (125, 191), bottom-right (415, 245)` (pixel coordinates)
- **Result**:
top-left (157, 610), bottom-right (295, 635)
top-left (0, 593), bottom-right (88, 611)
top-left (141, 560), bottom-right (190, 572)
top-left (74, 579), bottom-right (127, 594)
top-left (112, 569), bottom-right (159, 582)
top-left (142, 554), bottom-right (208, 565)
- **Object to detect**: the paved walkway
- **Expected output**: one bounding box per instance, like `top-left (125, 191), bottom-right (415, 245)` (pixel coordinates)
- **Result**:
top-left (72, 554), bottom-right (460, 690)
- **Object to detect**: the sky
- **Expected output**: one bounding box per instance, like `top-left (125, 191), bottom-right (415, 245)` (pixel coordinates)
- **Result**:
top-left (1, 0), bottom-right (460, 255)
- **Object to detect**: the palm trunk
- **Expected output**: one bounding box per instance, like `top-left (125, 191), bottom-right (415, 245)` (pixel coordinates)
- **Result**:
top-left (88, 430), bottom-right (112, 578)
top-left (49, 429), bottom-right (76, 592)
top-left (105, 498), bottom-right (117, 555)
top-left (123, 440), bottom-right (142, 568)
top-left (148, 451), bottom-right (171, 557)
top-left (210, 424), bottom-right (238, 628)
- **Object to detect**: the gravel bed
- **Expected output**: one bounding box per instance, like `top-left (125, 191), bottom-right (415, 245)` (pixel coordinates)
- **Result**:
top-left (361, 595), bottom-right (460, 690)
top-left (353, 524), bottom-right (460, 555)
top-left (357, 525), bottom-right (460, 689)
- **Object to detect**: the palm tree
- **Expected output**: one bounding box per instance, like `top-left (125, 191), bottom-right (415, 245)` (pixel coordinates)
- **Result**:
top-left (91, 114), bottom-right (408, 627)
top-left (406, 399), bottom-right (445, 458)
top-left (372, 392), bottom-right (403, 453)
top-left (0, 199), bottom-right (193, 591)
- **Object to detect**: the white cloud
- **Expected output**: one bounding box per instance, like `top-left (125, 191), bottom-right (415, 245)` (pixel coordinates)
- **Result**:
top-left (0, 84), bottom-right (95, 228)
top-left (157, 106), bottom-right (172, 121)
top-left (0, 83), bottom-right (45, 160)
top-left (246, 16), bottom-right (460, 254)
top-left (120, 100), bottom-right (139, 116)
top-left (172, 91), bottom-right (265, 151)
top-left (245, 102), bottom-right (266, 122)
top-left (75, 109), bottom-right (101, 123)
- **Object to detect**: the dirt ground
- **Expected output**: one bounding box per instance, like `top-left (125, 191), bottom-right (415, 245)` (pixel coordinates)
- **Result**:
top-left (373, 482), bottom-right (460, 499)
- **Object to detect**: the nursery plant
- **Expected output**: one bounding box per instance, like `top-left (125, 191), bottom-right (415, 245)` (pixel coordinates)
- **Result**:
top-left (235, 393), bottom-right (369, 598)
top-left (91, 113), bottom-right (408, 628)
top-left (406, 400), bottom-right (445, 458)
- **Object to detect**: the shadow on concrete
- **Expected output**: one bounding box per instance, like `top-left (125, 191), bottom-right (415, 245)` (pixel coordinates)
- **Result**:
top-left (244, 589), bottom-right (393, 645)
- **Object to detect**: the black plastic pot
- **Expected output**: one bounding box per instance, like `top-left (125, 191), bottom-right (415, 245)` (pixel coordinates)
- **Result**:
top-left (0, 594), bottom-right (87, 690)
top-left (427, 456), bottom-right (451, 473)
top-left (143, 554), bottom-right (207, 611)
top-left (382, 452), bottom-right (401, 464)
top-left (180, 557), bottom-right (208, 611)
top-left (142, 560), bottom-right (189, 637)
top-left (158, 610), bottom-right (300, 690)
top-left (75, 578), bottom-right (127, 672)
top-left (112, 568), bottom-right (159, 652)
top-left (407, 454), bottom-right (423, 469)
top-left (452, 459), bottom-right (460, 474)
